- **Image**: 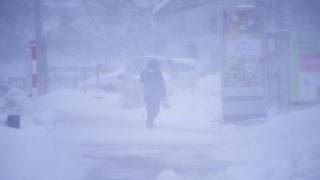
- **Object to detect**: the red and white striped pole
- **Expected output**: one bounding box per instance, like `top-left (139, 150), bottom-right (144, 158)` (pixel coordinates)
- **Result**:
top-left (28, 41), bottom-right (38, 97)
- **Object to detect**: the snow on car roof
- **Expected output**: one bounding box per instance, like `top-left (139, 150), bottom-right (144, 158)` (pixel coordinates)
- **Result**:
top-left (124, 56), bottom-right (198, 75)
top-left (129, 56), bottom-right (197, 64)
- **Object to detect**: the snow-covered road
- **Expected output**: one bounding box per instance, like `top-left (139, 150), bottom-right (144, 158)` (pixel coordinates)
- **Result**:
top-left (1, 74), bottom-right (320, 180)
top-left (81, 143), bottom-right (231, 180)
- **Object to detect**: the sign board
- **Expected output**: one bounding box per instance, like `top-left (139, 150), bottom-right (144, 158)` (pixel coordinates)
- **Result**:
top-left (222, 6), bottom-right (267, 121)
top-left (289, 32), bottom-right (320, 103)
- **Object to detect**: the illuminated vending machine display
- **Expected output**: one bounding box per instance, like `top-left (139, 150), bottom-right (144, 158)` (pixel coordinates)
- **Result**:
top-left (222, 5), bottom-right (267, 121)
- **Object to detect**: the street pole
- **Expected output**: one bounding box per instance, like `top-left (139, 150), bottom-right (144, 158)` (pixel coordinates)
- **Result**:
top-left (29, 41), bottom-right (38, 97)
top-left (34, 0), bottom-right (48, 95)
top-left (95, 64), bottom-right (103, 99)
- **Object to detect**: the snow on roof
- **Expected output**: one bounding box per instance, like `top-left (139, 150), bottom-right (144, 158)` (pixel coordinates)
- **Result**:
top-left (129, 55), bottom-right (197, 63)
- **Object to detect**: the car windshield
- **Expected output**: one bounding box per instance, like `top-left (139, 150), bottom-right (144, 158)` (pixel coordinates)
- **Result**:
top-left (123, 57), bottom-right (196, 76)
top-left (169, 62), bottom-right (195, 72)
top-left (124, 58), bottom-right (147, 76)
top-left (124, 57), bottom-right (169, 76)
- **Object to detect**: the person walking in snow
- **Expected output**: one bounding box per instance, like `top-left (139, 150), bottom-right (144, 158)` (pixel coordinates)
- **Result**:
top-left (140, 59), bottom-right (167, 128)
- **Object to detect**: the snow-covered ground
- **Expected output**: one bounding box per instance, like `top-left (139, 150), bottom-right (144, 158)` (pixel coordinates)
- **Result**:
top-left (1, 74), bottom-right (319, 180)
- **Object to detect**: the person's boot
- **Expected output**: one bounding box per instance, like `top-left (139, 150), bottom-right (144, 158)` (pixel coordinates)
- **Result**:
top-left (146, 119), bottom-right (155, 129)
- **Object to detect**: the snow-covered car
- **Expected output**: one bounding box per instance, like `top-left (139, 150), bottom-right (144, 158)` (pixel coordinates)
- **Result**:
top-left (80, 56), bottom-right (203, 108)
top-left (79, 68), bottom-right (124, 93)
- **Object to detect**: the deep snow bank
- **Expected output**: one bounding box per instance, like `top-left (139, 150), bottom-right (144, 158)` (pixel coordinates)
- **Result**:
top-left (207, 105), bottom-right (320, 180)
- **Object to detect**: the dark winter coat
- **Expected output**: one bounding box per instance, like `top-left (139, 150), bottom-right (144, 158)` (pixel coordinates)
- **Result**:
top-left (140, 68), bottom-right (166, 102)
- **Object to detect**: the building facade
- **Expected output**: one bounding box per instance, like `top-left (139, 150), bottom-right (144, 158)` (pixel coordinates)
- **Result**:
top-left (264, 0), bottom-right (320, 111)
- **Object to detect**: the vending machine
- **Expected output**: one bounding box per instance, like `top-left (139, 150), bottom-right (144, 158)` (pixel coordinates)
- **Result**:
top-left (222, 5), bottom-right (267, 121)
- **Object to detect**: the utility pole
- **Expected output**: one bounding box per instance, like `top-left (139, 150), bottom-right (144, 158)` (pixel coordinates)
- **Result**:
top-left (34, 0), bottom-right (48, 95)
